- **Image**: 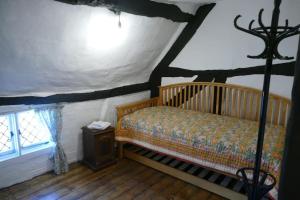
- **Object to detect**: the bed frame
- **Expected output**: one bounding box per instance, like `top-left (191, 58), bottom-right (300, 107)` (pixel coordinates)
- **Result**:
top-left (115, 82), bottom-right (291, 199)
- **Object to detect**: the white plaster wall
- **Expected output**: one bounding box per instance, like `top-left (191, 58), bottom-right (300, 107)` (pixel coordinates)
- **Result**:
top-left (0, 0), bottom-right (180, 97)
top-left (0, 147), bottom-right (53, 189)
top-left (61, 91), bottom-right (150, 162)
top-left (169, 0), bottom-right (300, 98)
top-left (162, 76), bottom-right (197, 86)
top-left (0, 91), bottom-right (150, 188)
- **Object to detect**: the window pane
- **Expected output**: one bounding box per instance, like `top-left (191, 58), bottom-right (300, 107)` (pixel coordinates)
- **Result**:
top-left (17, 110), bottom-right (51, 148)
top-left (0, 115), bottom-right (13, 154)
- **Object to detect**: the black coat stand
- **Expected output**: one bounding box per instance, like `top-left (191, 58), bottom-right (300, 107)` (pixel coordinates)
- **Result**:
top-left (233, 0), bottom-right (300, 199)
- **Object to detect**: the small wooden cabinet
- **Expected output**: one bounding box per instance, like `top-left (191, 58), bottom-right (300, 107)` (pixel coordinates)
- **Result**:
top-left (82, 126), bottom-right (116, 170)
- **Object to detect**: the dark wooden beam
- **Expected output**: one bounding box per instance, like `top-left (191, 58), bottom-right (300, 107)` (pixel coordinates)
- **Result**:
top-left (149, 4), bottom-right (216, 97)
top-left (54, 0), bottom-right (194, 22)
top-left (164, 61), bottom-right (295, 78)
top-left (0, 82), bottom-right (150, 106)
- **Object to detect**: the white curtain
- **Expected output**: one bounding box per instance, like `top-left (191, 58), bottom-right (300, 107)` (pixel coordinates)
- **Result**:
top-left (35, 105), bottom-right (69, 175)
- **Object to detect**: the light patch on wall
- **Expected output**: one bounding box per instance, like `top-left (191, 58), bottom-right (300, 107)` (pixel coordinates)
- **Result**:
top-left (161, 75), bottom-right (197, 86)
top-left (86, 10), bottom-right (128, 52)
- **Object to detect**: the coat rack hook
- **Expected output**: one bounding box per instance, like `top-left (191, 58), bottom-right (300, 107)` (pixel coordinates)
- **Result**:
top-left (249, 20), bottom-right (255, 30)
top-left (258, 9), bottom-right (271, 37)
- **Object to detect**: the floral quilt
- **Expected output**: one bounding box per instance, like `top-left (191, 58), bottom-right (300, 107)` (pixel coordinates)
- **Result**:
top-left (119, 106), bottom-right (286, 189)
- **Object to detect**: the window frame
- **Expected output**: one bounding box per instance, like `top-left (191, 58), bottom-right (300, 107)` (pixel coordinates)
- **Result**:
top-left (0, 115), bottom-right (16, 157)
top-left (0, 109), bottom-right (53, 162)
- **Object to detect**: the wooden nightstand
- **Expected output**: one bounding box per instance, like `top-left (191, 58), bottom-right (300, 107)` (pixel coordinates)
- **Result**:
top-left (82, 126), bottom-right (116, 171)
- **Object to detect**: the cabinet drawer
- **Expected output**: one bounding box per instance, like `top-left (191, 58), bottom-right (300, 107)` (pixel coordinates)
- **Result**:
top-left (95, 134), bottom-right (115, 160)
top-left (82, 126), bottom-right (116, 171)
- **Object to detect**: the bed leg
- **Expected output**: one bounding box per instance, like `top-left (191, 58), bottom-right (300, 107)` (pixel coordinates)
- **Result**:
top-left (118, 142), bottom-right (124, 159)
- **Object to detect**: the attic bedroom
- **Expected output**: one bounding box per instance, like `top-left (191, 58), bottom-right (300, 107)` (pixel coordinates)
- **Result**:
top-left (0, 0), bottom-right (299, 199)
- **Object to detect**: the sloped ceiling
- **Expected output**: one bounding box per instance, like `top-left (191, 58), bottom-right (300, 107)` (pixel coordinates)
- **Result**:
top-left (0, 0), bottom-right (203, 97)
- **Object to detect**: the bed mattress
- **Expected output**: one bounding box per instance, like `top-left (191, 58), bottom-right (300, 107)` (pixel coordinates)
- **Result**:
top-left (117, 106), bottom-right (286, 198)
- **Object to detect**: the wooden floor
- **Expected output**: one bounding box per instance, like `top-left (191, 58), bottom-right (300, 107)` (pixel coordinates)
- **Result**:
top-left (0, 159), bottom-right (226, 200)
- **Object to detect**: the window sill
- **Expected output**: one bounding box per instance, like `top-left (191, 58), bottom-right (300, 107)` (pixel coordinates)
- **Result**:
top-left (22, 142), bottom-right (55, 156)
top-left (0, 142), bottom-right (55, 167)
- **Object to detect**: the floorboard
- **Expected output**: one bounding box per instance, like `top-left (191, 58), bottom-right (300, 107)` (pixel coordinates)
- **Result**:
top-left (0, 159), bottom-right (226, 200)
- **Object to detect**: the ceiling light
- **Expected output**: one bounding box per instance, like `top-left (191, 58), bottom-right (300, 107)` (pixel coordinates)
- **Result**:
top-left (86, 10), bottom-right (127, 51)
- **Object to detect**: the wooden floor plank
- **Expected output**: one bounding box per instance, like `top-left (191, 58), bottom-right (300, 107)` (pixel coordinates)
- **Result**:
top-left (159, 178), bottom-right (187, 199)
top-left (133, 175), bottom-right (176, 200)
top-left (95, 165), bottom-right (159, 200)
top-left (29, 167), bottom-right (94, 199)
top-left (113, 169), bottom-right (165, 200)
top-left (54, 160), bottom-right (133, 200)
top-left (79, 163), bottom-right (148, 200)
top-left (16, 165), bottom-right (87, 199)
top-left (173, 184), bottom-right (203, 200)
top-left (0, 159), bottom-right (226, 200)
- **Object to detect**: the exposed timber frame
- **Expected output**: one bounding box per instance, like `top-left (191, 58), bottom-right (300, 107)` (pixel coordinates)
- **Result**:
top-left (54, 0), bottom-right (193, 22)
top-left (0, 3), bottom-right (215, 106)
top-left (0, 82), bottom-right (150, 106)
top-left (149, 3), bottom-right (216, 97)
top-left (0, 2), bottom-right (295, 107)
top-left (148, 1), bottom-right (295, 97)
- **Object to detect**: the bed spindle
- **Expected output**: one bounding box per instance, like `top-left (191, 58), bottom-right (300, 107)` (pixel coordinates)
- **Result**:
top-left (159, 82), bottom-right (290, 128)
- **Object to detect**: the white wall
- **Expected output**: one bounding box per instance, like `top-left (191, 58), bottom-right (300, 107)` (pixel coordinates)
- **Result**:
top-left (0, 91), bottom-right (150, 188)
top-left (61, 91), bottom-right (150, 163)
top-left (169, 0), bottom-right (300, 98)
top-left (0, 0), bottom-right (180, 97)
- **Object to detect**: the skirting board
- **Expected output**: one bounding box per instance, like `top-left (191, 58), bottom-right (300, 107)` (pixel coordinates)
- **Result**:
top-left (123, 145), bottom-right (247, 200)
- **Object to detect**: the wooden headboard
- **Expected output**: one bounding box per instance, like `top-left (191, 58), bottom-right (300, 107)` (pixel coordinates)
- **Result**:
top-left (158, 82), bottom-right (291, 127)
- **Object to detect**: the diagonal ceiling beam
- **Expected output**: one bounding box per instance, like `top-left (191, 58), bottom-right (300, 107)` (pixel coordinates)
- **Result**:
top-left (54, 0), bottom-right (194, 22)
top-left (149, 3), bottom-right (216, 97)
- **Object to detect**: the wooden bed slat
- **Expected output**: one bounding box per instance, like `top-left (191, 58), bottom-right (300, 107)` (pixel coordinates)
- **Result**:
top-left (161, 156), bottom-right (173, 165)
top-left (233, 181), bottom-right (244, 192)
top-left (145, 151), bottom-right (157, 158)
top-left (208, 173), bottom-right (221, 183)
top-left (169, 160), bottom-right (181, 168)
top-left (124, 145), bottom-right (247, 200)
top-left (220, 176), bottom-right (232, 187)
top-left (198, 169), bottom-right (210, 178)
top-left (138, 149), bottom-right (150, 156)
top-left (187, 166), bottom-right (200, 175)
top-left (178, 163), bottom-right (190, 171)
top-left (153, 154), bottom-right (165, 161)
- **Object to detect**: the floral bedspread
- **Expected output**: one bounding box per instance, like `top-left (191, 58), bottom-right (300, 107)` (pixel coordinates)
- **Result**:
top-left (120, 106), bottom-right (286, 184)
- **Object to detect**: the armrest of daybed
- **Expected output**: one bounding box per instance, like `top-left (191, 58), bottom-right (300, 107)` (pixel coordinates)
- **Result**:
top-left (115, 97), bottom-right (158, 155)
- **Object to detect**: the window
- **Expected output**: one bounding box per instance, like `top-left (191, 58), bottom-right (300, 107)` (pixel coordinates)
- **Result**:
top-left (0, 109), bottom-right (52, 161)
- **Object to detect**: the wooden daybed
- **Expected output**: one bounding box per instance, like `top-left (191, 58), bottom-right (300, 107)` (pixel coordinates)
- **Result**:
top-left (115, 82), bottom-right (290, 199)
